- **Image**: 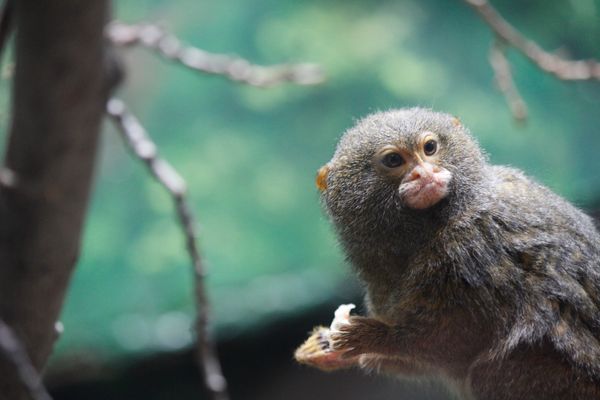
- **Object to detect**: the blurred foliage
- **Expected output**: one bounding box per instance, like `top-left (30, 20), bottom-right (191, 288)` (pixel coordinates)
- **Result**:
top-left (1, 0), bottom-right (599, 364)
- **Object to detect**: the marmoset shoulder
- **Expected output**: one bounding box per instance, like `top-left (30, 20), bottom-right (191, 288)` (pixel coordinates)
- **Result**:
top-left (296, 108), bottom-right (600, 400)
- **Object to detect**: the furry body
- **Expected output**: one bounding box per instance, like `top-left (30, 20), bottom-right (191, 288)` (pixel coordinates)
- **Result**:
top-left (320, 108), bottom-right (600, 399)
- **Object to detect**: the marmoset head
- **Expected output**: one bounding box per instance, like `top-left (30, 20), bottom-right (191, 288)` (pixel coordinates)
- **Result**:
top-left (317, 108), bottom-right (487, 241)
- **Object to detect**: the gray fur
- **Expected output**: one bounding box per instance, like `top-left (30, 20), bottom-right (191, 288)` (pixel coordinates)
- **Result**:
top-left (321, 108), bottom-right (600, 399)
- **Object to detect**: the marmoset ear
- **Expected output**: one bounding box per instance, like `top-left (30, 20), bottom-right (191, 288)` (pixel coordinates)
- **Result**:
top-left (316, 164), bottom-right (330, 191)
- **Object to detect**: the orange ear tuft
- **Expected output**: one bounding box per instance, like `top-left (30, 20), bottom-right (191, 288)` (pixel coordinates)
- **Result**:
top-left (451, 117), bottom-right (461, 127)
top-left (316, 165), bottom-right (330, 191)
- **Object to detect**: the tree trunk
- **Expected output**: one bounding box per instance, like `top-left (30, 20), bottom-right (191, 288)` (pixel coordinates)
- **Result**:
top-left (0, 1), bottom-right (112, 398)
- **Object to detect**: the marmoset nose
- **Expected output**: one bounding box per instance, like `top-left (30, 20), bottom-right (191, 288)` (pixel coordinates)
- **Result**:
top-left (408, 168), bottom-right (423, 181)
top-left (406, 163), bottom-right (433, 182)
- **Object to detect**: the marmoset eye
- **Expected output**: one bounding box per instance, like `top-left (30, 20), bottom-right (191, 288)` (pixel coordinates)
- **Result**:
top-left (424, 139), bottom-right (438, 156)
top-left (381, 152), bottom-right (404, 168)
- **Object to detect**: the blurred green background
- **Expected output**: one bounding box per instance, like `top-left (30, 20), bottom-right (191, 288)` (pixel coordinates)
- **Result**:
top-left (8, 0), bottom-right (597, 368)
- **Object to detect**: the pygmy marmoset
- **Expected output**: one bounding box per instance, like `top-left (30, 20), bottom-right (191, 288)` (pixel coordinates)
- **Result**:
top-left (295, 108), bottom-right (600, 399)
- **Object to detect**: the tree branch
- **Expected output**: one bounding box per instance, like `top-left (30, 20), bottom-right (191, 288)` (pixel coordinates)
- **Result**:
top-left (0, 1), bottom-right (113, 398)
top-left (106, 21), bottom-right (325, 87)
top-left (489, 40), bottom-right (528, 121)
top-left (0, 320), bottom-right (52, 400)
top-left (464, 0), bottom-right (600, 81)
top-left (106, 98), bottom-right (229, 400)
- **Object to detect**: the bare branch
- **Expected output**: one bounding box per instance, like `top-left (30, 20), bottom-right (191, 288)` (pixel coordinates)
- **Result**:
top-left (106, 98), bottom-right (229, 400)
top-left (106, 21), bottom-right (325, 88)
top-left (0, 319), bottom-right (52, 400)
top-left (465, 0), bottom-right (600, 81)
top-left (489, 40), bottom-right (527, 122)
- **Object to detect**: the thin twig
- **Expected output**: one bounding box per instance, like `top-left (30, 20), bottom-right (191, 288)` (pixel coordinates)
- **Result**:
top-left (0, 319), bottom-right (53, 400)
top-left (105, 21), bottom-right (325, 88)
top-left (465, 0), bottom-right (600, 81)
top-left (106, 98), bottom-right (229, 400)
top-left (489, 40), bottom-right (527, 121)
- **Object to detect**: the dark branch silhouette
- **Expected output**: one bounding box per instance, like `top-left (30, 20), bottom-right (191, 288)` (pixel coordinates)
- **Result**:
top-left (0, 1), bottom-right (114, 398)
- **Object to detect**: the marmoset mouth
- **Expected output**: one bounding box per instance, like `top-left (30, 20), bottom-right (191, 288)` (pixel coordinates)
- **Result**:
top-left (400, 170), bottom-right (451, 210)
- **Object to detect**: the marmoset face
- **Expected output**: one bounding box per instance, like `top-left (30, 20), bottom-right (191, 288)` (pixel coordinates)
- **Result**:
top-left (317, 108), bottom-right (484, 220)
top-left (371, 130), bottom-right (453, 209)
